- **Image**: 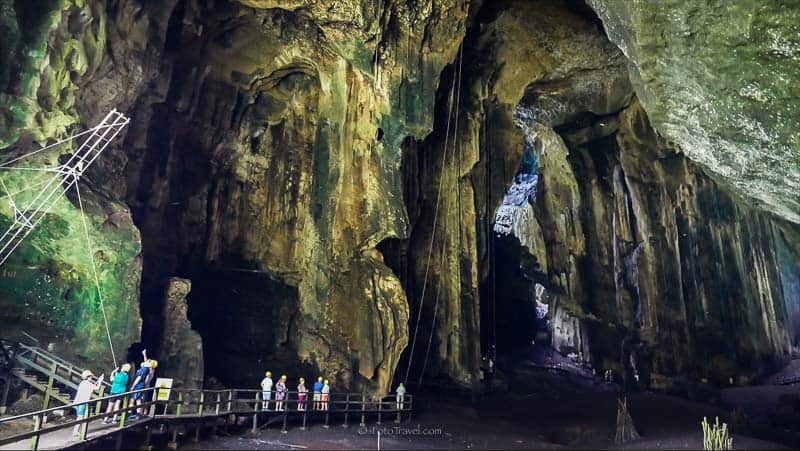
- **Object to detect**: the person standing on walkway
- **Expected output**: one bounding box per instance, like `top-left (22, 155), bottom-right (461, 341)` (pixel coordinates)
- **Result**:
top-left (275, 375), bottom-right (287, 411)
top-left (72, 370), bottom-right (104, 436)
top-left (297, 378), bottom-right (307, 411)
top-left (321, 379), bottom-right (330, 411)
top-left (142, 349), bottom-right (157, 404)
top-left (103, 363), bottom-right (131, 424)
top-left (260, 371), bottom-right (273, 411)
top-left (128, 361), bottom-right (150, 420)
top-left (313, 377), bottom-right (323, 410)
top-left (395, 383), bottom-right (406, 410)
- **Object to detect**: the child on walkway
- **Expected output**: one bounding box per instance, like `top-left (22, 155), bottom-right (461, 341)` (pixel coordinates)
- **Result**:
top-left (275, 375), bottom-right (287, 411)
top-left (297, 378), bottom-right (307, 411)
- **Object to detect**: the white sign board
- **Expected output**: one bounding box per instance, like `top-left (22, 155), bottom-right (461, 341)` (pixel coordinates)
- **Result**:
top-left (154, 378), bottom-right (173, 401)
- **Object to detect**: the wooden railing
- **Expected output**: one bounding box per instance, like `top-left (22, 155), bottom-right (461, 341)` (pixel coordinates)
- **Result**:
top-left (0, 387), bottom-right (157, 450)
top-left (14, 343), bottom-right (111, 390)
top-left (0, 386), bottom-right (414, 450)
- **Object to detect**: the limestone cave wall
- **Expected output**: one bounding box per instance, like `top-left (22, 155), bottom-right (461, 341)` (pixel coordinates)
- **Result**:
top-left (390, 0), bottom-right (800, 389)
top-left (0, 0), bottom-right (798, 396)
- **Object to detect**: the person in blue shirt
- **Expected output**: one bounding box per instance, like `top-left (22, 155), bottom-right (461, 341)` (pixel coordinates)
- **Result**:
top-left (312, 377), bottom-right (323, 410)
top-left (128, 361), bottom-right (150, 420)
top-left (103, 363), bottom-right (131, 424)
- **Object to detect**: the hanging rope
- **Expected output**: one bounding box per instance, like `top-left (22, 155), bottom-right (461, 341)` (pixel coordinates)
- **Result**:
top-left (0, 127), bottom-right (101, 168)
top-left (75, 183), bottom-right (118, 368)
top-left (404, 45), bottom-right (461, 384)
top-left (417, 44), bottom-right (464, 387)
top-left (481, 88), bottom-right (498, 365)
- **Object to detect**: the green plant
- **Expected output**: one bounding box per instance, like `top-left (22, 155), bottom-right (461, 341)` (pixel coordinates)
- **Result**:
top-left (702, 416), bottom-right (733, 450)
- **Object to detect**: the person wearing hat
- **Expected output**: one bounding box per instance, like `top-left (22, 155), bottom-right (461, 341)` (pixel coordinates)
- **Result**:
top-left (395, 383), bottom-right (406, 410)
top-left (321, 379), bottom-right (330, 411)
top-left (275, 375), bottom-right (287, 411)
top-left (103, 363), bottom-right (131, 424)
top-left (312, 377), bottom-right (323, 410)
top-left (260, 371), bottom-right (273, 411)
top-left (143, 351), bottom-right (158, 409)
top-left (72, 370), bottom-right (104, 436)
top-left (297, 378), bottom-right (307, 411)
top-left (128, 356), bottom-right (151, 420)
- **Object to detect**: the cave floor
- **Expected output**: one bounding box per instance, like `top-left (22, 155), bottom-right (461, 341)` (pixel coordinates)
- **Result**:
top-left (180, 391), bottom-right (786, 450)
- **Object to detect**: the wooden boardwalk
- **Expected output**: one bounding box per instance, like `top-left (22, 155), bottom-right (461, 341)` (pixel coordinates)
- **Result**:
top-left (0, 388), bottom-right (413, 450)
top-left (0, 416), bottom-right (152, 450)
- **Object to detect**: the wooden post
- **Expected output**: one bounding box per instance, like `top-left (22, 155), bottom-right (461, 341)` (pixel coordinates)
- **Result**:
top-left (0, 372), bottom-right (12, 415)
top-left (176, 392), bottom-right (183, 417)
top-left (198, 391), bottom-right (205, 416)
top-left (167, 428), bottom-right (178, 450)
top-left (119, 396), bottom-right (128, 428)
top-left (150, 388), bottom-right (159, 417)
top-left (29, 413), bottom-right (41, 451)
top-left (342, 393), bottom-right (350, 427)
top-left (301, 398), bottom-right (308, 431)
top-left (142, 424), bottom-right (153, 451)
top-left (395, 394), bottom-right (402, 424)
top-left (215, 393), bottom-right (221, 415)
top-left (360, 392), bottom-right (366, 427)
top-left (79, 403), bottom-right (90, 441)
top-left (281, 407), bottom-right (288, 434)
top-left (42, 361), bottom-right (56, 411)
top-left (252, 391), bottom-right (259, 433)
top-left (94, 385), bottom-right (105, 416)
top-left (323, 395), bottom-right (330, 429)
top-left (114, 430), bottom-right (124, 451)
top-left (227, 390), bottom-right (233, 412)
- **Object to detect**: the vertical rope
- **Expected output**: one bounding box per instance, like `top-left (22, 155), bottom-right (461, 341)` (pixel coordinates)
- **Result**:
top-left (418, 44), bottom-right (464, 387)
top-left (404, 46), bottom-right (460, 385)
top-left (75, 183), bottom-right (118, 368)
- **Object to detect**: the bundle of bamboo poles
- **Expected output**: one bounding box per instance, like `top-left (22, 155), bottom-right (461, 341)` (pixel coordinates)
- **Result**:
top-left (702, 416), bottom-right (733, 450)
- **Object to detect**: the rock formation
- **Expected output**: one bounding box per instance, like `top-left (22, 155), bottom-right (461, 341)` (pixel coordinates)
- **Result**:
top-left (588, 0), bottom-right (800, 224)
top-left (0, 0), bottom-right (797, 396)
top-left (159, 277), bottom-right (203, 389)
top-left (389, 0), bottom-right (800, 389)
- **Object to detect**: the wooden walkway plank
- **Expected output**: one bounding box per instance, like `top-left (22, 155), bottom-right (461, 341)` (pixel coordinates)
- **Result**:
top-left (0, 417), bottom-right (152, 451)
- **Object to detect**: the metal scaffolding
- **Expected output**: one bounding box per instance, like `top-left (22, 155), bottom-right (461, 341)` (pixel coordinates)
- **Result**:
top-left (0, 109), bottom-right (130, 266)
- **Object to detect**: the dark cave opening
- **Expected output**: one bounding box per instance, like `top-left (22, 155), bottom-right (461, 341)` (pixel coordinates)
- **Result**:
top-left (185, 268), bottom-right (312, 388)
top-left (480, 233), bottom-right (546, 371)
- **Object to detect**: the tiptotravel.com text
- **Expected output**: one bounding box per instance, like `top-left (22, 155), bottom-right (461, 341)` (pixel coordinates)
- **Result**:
top-left (358, 424), bottom-right (444, 437)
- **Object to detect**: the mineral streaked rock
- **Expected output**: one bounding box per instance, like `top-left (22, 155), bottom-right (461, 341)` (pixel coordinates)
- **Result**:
top-left (118, 0), bottom-right (466, 394)
top-left (588, 0), bottom-right (800, 224)
top-left (159, 277), bottom-right (203, 389)
top-left (398, 0), bottom-right (634, 387)
top-left (397, 0), bottom-right (800, 388)
top-left (529, 101), bottom-right (798, 382)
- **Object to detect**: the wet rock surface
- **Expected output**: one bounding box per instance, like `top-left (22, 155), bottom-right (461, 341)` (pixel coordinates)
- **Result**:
top-left (588, 0), bottom-right (800, 224)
